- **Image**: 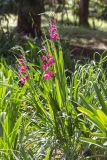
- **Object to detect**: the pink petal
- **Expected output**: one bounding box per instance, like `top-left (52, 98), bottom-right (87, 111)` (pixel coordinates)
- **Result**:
top-left (19, 66), bottom-right (27, 74)
top-left (24, 74), bottom-right (29, 80)
top-left (20, 77), bottom-right (25, 84)
top-left (41, 55), bottom-right (47, 62)
top-left (44, 71), bottom-right (54, 80)
top-left (42, 64), bottom-right (49, 71)
top-left (48, 57), bottom-right (55, 66)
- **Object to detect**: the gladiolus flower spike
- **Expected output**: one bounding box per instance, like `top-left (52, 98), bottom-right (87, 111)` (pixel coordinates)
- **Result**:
top-left (41, 53), bottom-right (55, 80)
top-left (17, 54), bottom-right (29, 85)
top-left (49, 19), bottom-right (59, 40)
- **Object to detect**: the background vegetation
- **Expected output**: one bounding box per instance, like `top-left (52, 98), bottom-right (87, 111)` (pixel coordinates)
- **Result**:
top-left (1, 0), bottom-right (107, 160)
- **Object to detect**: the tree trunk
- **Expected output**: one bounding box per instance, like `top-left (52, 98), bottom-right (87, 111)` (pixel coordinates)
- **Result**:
top-left (17, 0), bottom-right (44, 38)
top-left (57, 0), bottom-right (64, 4)
top-left (79, 0), bottom-right (90, 27)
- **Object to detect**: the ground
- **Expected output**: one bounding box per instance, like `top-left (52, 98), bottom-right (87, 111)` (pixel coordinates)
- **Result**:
top-left (60, 25), bottom-right (107, 50)
top-left (59, 25), bottom-right (107, 59)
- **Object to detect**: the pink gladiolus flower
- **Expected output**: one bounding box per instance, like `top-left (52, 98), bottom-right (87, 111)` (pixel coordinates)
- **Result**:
top-left (50, 33), bottom-right (59, 40)
top-left (18, 54), bottom-right (25, 65)
top-left (42, 55), bottom-right (47, 62)
top-left (52, 20), bottom-right (56, 25)
top-left (44, 71), bottom-right (53, 80)
top-left (18, 58), bottom-right (25, 65)
top-left (48, 56), bottom-right (55, 66)
top-left (24, 74), bottom-right (29, 80)
top-left (51, 27), bottom-right (57, 33)
top-left (20, 74), bottom-right (29, 85)
top-left (20, 77), bottom-right (25, 85)
top-left (42, 64), bottom-right (49, 71)
top-left (19, 66), bottom-right (27, 74)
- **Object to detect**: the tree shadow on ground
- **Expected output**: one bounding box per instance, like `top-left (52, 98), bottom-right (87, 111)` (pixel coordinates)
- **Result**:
top-left (59, 25), bottom-right (107, 50)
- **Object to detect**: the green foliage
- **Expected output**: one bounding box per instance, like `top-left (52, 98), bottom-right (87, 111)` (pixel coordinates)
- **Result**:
top-left (0, 31), bottom-right (16, 64)
top-left (1, 26), bottom-right (107, 159)
top-left (0, 63), bottom-right (22, 159)
top-left (22, 38), bottom-right (81, 159)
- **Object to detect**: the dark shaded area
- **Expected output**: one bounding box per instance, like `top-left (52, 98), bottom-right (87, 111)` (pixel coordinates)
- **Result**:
top-left (17, 0), bottom-right (44, 38)
top-left (62, 39), bottom-right (105, 64)
top-left (0, 0), bottom-right (17, 15)
top-left (67, 44), bottom-right (104, 59)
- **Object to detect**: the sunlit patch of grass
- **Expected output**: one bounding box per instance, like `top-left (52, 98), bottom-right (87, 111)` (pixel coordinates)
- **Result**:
top-left (89, 17), bottom-right (107, 31)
